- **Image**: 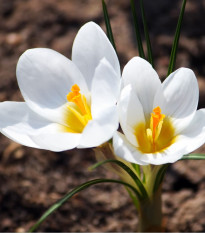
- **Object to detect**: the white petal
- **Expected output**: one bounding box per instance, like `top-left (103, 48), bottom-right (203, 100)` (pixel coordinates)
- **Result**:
top-left (180, 108), bottom-right (205, 152)
top-left (0, 101), bottom-right (53, 148)
top-left (78, 106), bottom-right (119, 148)
top-left (118, 85), bottom-right (145, 147)
top-left (113, 132), bottom-right (148, 165)
top-left (0, 101), bottom-right (81, 151)
top-left (72, 22), bottom-right (120, 89)
top-left (16, 48), bottom-right (88, 123)
top-left (91, 58), bottom-right (121, 118)
top-left (154, 68), bottom-right (199, 133)
top-left (122, 57), bottom-right (161, 119)
top-left (30, 132), bottom-right (81, 152)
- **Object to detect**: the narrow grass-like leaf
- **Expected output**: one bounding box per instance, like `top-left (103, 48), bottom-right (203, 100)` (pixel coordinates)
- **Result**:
top-left (90, 159), bottom-right (148, 200)
top-left (131, 163), bottom-right (141, 177)
top-left (181, 153), bottom-right (205, 160)
top-left (102, 0), bottom-right (116, 51)
top-left (167, 0), bottom-right (186, 76)
top-left (153, 164), bottom-right (169, 193)
top-left (130, 0), bottom-right (145, 58)
top-left (28, 178), bottom-right (139, 232)
top-left (139, 0), bottom-right (154, 66)
top-left (126, 187), bottom-right (139, 209)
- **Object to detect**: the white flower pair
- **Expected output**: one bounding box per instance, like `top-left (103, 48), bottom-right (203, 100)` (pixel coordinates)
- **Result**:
top-left (1, 22), bottom-right (205, 165)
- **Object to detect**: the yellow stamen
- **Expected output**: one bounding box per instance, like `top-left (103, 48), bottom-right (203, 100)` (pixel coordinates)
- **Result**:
top-left (135, 112), bottom-right (176, 154)
top-left (148, 106), bottom-right (165, 142)
top-left (135, 106), bottom-right (176, 154)
top-left (67, 84), bottom-right (87, 115)
top-left (61, 84), bottom-right (92, 134)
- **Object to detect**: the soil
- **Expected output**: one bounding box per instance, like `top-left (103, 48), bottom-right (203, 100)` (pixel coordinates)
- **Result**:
top-left (0, 0), bottom-right (205, 232)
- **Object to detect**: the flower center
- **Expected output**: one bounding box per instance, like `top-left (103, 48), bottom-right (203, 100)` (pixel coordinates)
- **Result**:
top-left (60, 84), bottom-right (92, 133)
top-left (135, 106), bottom-right (177, 153)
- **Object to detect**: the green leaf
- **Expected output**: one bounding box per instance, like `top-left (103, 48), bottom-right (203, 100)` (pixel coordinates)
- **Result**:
top-left (153, 164), bottom-right (169, 193)
top-left (102, 0), bottom-right (116, 51)
top-left (130, 0), bottom-right (145, 58)
top-left (131, 163), bottom-right (141, 177)
top-left (28, 178), bottom-right (139, 232)
top-left (167, 0), bottom-right (186, 76)
top-left (90, 159), bottom-right (148, 200)
top-left (181, 153), bottom-right (205, 160)
top-left (125, 186), bottom-right (139, 209)
top-left (138, 0), bottom-right (154, 66)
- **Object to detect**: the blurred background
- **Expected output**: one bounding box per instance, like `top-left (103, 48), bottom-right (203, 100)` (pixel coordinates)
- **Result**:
top-left (0, 0), bottom-right (205, 231)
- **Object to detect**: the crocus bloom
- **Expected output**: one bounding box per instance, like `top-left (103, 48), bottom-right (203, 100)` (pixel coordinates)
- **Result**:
top-left (113, 57), bottom-right (205, 165)
top-left (0, 22), bottom-right (121, 151)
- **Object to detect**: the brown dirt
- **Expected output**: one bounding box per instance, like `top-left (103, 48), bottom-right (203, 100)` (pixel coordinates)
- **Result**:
top-left (0, 0), bottom-right (205, 232)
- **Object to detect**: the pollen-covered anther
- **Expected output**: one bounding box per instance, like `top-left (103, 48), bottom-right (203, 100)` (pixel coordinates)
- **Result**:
top-left (65, 84), bottom-right (92, 129)
top-left (67, 84), bottom-right (87, 115)
top-left (147, 106), bottom-right (165, 143)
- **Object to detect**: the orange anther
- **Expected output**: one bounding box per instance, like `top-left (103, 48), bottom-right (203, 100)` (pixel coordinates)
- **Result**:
top-left (150, 106), bottom-right (165, 141)
top-left (71, 84), bottom-right (80, 93)
top-left (67, 84), bottom-right (87, 115)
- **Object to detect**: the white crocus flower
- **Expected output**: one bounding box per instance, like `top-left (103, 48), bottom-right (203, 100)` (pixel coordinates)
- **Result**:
top-left (0, 22), bottom-right (121, 151)
top-left (113, 57), bottom-right (205, 165)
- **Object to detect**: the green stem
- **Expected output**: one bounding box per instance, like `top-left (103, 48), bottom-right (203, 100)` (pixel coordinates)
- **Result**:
top-left (138, 185), bottom-right (163, 232)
